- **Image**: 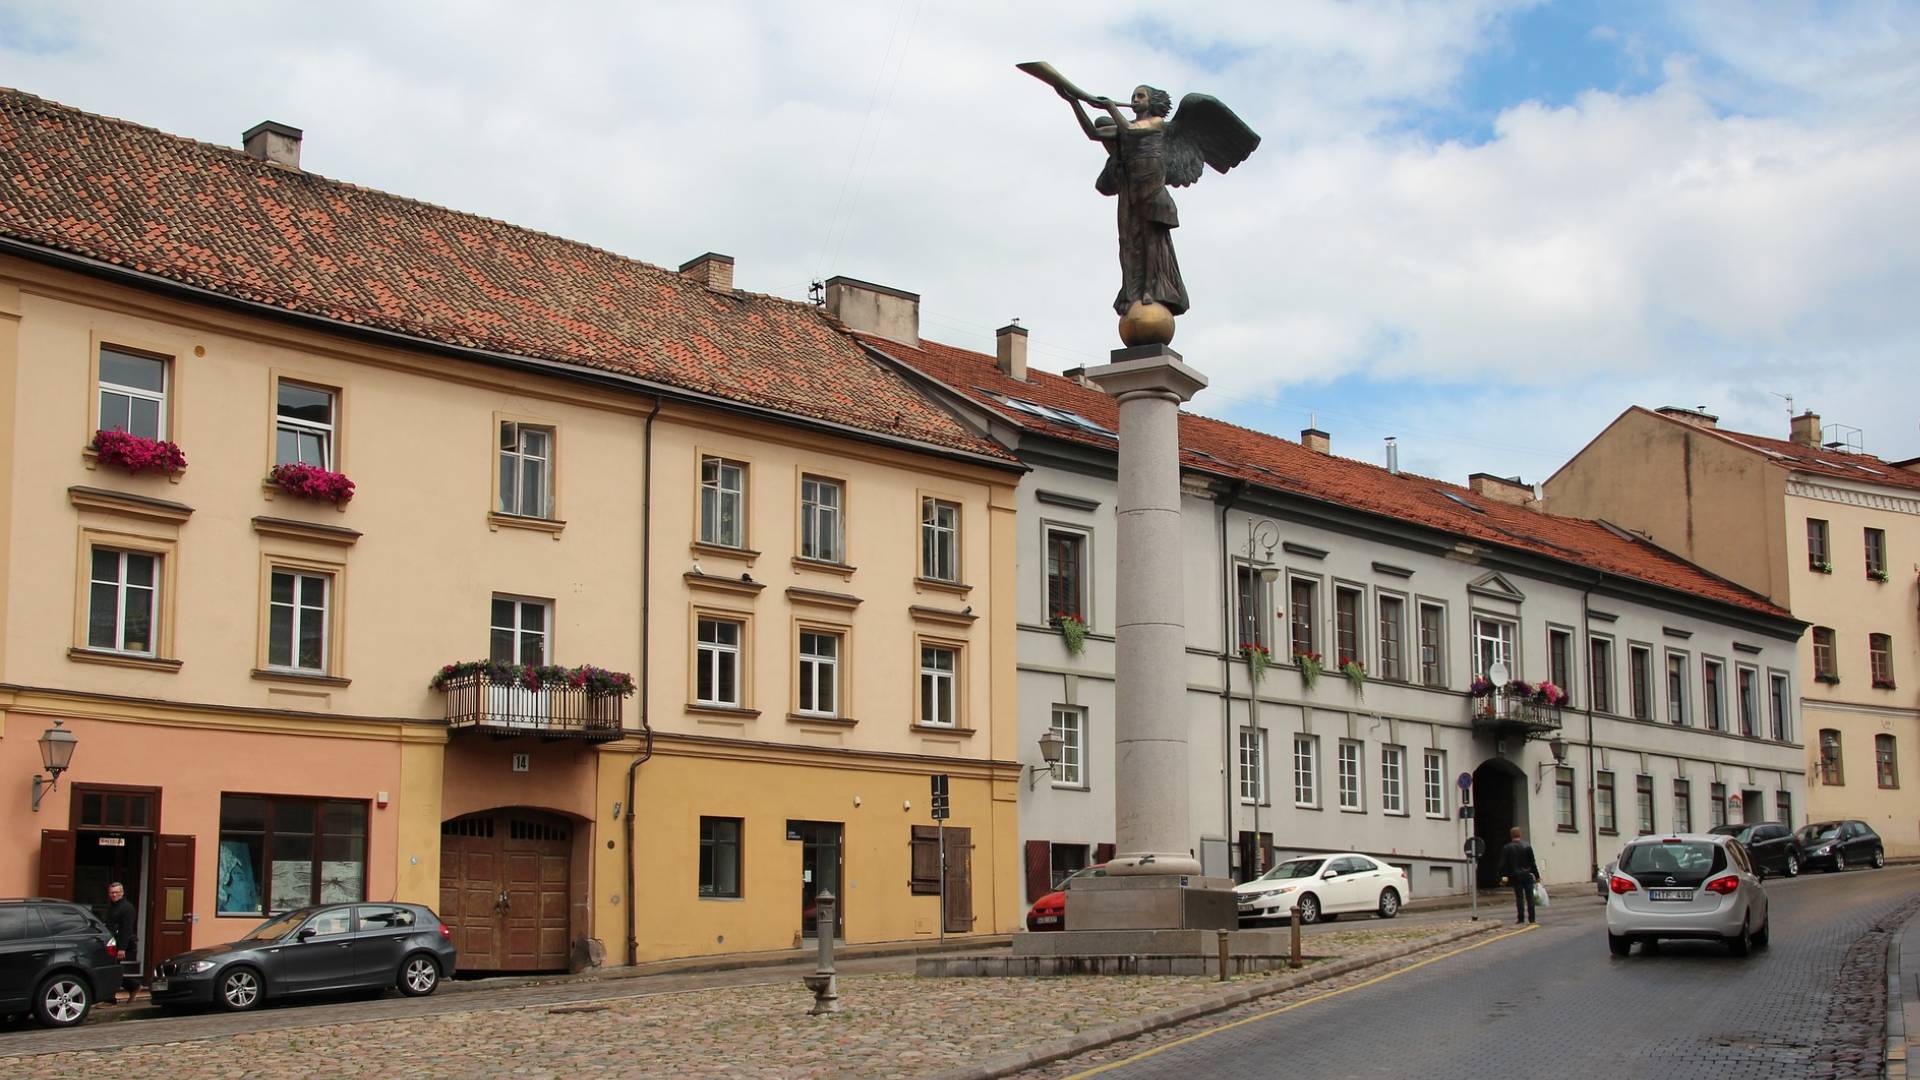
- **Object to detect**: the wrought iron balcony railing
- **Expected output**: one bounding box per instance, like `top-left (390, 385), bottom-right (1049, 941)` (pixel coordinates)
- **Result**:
top-left (1469, 692), bottom-right (1563, 737)
top-left (441, 673), bottom-right (624, 741)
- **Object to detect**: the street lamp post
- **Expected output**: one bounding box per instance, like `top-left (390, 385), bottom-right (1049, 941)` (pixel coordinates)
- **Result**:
top-left (1242, 518), bottom-right (1281, 878)
top-left (32, 719), bottom-right (78, 812)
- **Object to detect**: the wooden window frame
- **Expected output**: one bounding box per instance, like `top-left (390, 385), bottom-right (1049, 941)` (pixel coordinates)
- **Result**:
top-left (496, 418), bottom-right (556, 520)
top-left (1292, 733), bottom-right (1320, 809)
top-left (252, 550), bottom-right (347, 683)
top-left (1380, 745), bottom-right (1406, 816)
top-left (490, 594), bottom-right (552, 665)
top-left (1665, 649), bottom-right (1690, 725)
top-left (698, 816), bottom-right (744, 899)
top-left (1050, 706), bottom-right (1088, 789)
top-left (1237, 727), bottom-right (1267, 805)
top-left (1332, 583), bottom-right (1365, 670)
top-left (1709, 782), bottom-right (1727, 828)
top-left (1865, 527), bottom-right (1888, 579)
top-left (1870, 633), bottom-right (1896, 689)
top-left (1819, 728), bottom-right (1844, 785)
top-left (1422, 749), bottom-right (1447, 818)
top-left (1416, 598), bottom-right (1448, 688)
top-left (264, 369), bottom-right (347, 479)
top-left (1701, 656), bottom-right (1726, 732)
top-left (914, 637), bottom-right (966, 730)
top-left (1555, 766), bottom-right (1577, 832)
top-left (1635, 774), bottom-right (1656, 835)
top-left (1288, 574), bottom-right (1321, 660)
top-left (1767, 670), bottom-right (1791, 741)
top-left (1671, 777), bottom-right (1693, 833)
top-left (1376, 591), bottom-right (1406, 682)
top-left (1336, 738), bottom-right (1364, 812)
top-left (697, 453), bottom-right (750, 550)
top-left (1589, 634), bottom-right (1615, 715)
top-left (1735, 664), bottom-right (1759, 737)
top-left (1628, 642), bottom-right (1654, 721)
top-left (70, 522), bottom-right (182, 671)
top-left (798, 472), bottom-right (847, 566)
top-left (1471, 613), bottom-right (1518, 679)
top-left (1806, 517), bottom-right (1830, 571)
top-left (694, 614), bottom-right (747, 709)
top-left (1046, 523), bottom-right (1091, 625)
top-left (89, 336), bottom-right (181, 449)
top-left (216, 793), bottom-right (369, 916)
top-left (1596, 770), bottom-right (1617, 835)
top-left (919, 495), bottom-right (963, 584)
top-left (1812, 627), bottom-right (1838, 682)
top-left (795, 626), bottom-right (844, 719)
top-left (1877, 734), bottom-right (1898, 789)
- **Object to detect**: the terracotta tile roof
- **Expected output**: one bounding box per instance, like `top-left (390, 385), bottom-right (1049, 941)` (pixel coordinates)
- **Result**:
top-left (1630, 407), bottom-right (1920, 494)
top-left (872, 335), bottom-right (1792, 620)
top-left (0, 89), bottom-right (1009, 463)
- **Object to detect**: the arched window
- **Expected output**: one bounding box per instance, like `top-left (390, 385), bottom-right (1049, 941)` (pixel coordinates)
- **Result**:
top-left (1877, 734), bottom-right (1898, 789)
top-left (1819, 729), bottom-right (1844, 785)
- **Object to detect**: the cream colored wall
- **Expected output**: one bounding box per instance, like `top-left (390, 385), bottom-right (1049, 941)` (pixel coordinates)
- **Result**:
top-left (1785, 488), bottom-right (1920, 851)
top-left (0, 261), bottom-right (648, 717)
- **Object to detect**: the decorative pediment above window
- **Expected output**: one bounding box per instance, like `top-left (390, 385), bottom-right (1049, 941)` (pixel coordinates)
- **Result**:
top-left (252, 515), bottom-right (361, 547)
top-left (1466, 571), bottom-right (1525, 604)
top-left (684, 570), bottom-right (765, 597)
top-left (68, 485), bottom-right (193, 525)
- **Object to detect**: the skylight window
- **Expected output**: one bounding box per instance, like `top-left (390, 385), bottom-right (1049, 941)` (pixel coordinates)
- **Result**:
top-left (994, 395), bottom-right (1114, 436)
top-left (1435, 490), bottom-right (1487, 515)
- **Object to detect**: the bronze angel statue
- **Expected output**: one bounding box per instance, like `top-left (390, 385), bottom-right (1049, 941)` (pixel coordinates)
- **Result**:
top-left (1020, 62), bottom-right (1261, 344)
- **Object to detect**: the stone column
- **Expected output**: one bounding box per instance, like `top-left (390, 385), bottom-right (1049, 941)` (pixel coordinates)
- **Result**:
top-left (1085, 344), bottom-right (1207, 876)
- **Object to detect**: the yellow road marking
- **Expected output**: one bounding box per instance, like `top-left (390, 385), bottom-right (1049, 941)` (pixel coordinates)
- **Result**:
top-left (1061, 924), bottom-right (1540, 1078)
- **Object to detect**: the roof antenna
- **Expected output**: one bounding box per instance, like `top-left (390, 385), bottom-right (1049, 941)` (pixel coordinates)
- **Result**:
top-left (808, 280), bottom-right (826, 307)
top-left (1769, 391), bottom-right (1795, 417)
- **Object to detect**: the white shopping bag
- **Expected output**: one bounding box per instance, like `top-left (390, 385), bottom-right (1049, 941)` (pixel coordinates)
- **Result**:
top-left (1533, 880), bottom-right (1550, 907)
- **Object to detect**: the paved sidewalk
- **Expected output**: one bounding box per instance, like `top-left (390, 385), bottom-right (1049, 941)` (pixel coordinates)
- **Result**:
top-left (1888, 901), bottom-right (1920, 1078)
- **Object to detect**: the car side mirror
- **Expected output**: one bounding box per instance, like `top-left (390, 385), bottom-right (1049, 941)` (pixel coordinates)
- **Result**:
top-left (296, 927), bottom-right (317, 942)
top-left (1321, 869), bottom-right (1337, 879)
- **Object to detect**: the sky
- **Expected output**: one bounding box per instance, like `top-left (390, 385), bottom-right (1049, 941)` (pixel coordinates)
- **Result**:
top-left (3, 1), bottom-right (1917, 483)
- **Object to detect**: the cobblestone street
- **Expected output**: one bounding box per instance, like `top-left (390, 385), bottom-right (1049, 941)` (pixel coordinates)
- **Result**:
top-left (1, 919), bottom-right (1476, 1078)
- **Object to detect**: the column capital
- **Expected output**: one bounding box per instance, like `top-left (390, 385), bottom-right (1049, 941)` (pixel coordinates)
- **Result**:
top-left (1084, 345), bottom-right (1208, 404)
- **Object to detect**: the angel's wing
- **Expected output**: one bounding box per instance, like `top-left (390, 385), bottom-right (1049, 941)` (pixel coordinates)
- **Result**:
top-left (1164, 94), bottom-right (1261, 188)
top-left (1095, 155), bottom-right (1118, 196)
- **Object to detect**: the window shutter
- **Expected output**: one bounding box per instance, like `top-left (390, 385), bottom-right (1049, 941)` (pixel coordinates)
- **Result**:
top-left (1259, 832), bottom-right (1276, 874)
top-left (1237, 830), bottom-right (1256, 882)
top-left (1026, 840), bottom-right (1053, 901)
top-left (909, 825), bottom-right (941, 895)
top-left (1093, 843), bottom-right (1116, 865)
top-left (38, 830), bottom-right (75, 899)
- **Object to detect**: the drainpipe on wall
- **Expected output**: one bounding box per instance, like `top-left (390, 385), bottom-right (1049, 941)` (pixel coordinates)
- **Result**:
top-left (1582, 574), bottom-right (1601, 883)
top-left (1216, 481), bottom-right (1248, 879)
top-left (624, 398), bottom-right (662, 967)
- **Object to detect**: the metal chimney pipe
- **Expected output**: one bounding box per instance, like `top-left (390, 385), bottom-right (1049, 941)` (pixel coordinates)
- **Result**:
top-left (1385, 436), bottom-right (1399, 475)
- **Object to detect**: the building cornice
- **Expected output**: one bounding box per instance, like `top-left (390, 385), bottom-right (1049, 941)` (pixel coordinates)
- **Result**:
top-left (1786, 476), bottom-right (1920, 516)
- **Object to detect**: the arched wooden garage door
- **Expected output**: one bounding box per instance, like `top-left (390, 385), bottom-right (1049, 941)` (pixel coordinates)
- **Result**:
top-left (439, 810), bottom-right (572, 971)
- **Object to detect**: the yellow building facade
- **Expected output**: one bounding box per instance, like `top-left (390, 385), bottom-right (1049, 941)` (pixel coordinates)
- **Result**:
top-left (0, 89), bottom-right (1021, 975)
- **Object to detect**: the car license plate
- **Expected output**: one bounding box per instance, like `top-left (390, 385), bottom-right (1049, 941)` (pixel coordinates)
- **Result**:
top-left (1648, 888), bottom-right (1693, 901)
top-left (150, 977), bottom-right (168, 992)
top-left (1034, 916), bottom-right (1059, 925)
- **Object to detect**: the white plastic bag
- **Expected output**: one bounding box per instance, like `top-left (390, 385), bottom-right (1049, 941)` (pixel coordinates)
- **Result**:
top-left (1533, 880), bottom-right (1550, 908)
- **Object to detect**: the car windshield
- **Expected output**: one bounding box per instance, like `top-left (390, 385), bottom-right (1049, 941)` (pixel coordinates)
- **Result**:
top-left (1261, 858), bottom-right (1326, 881)
top-left (1620, 841), bottom-right (1719, 876)
top-left (1797, 823), bottom-right (1842, 843)
top-left (1060, 865), bottom-right (1108, 887)
top-left (1707, 825), bottom-right (1746, 838)
top-left (245, 910), bottom-right (308, 940)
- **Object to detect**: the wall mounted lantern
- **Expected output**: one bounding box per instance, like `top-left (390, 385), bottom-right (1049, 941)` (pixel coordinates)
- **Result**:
top-left (1028, 729), bottom-right (1067, 789)
top-left (32, 719), bottom-right (78, 812)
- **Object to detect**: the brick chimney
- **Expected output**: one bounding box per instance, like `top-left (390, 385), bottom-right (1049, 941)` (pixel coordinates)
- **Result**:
top-left (678, 253), bottom-right (735, 293)
top-left (995, 323), bottom-right (1028, 381)
top-left (1301, 428), bottom-right (1330, 455)
top-left (1655, 406), bottom-right (1718, 429)
top-left (1469, 473), bottom-right (1535, 506)
top-left (1790, 411), bottom-right (1822, 447)
top-left (242, 121), bottom-right (303, 169)
top-left (823, 276), bottom-right (919, 347)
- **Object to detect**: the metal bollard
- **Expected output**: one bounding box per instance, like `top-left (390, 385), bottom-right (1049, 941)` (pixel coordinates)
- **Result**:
top-left (1216, 929), bottom-right (1230, 982)
top-left (802, 890), bottom-right (841, 1015)
top-left (1289, 904), bottom-right (1303, 969)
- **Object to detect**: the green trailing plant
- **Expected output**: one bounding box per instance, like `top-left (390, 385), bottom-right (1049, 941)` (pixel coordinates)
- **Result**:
top-left (1813, 560), bottom-right (1833, 574)
top-left (1869, 568), bottom-right (1890, 583)
top-left (1054, 612), bottom-right (1088, 657)
top-left (1340, 658), bottom-right (1367, 697)
top-left (1295, 651), bottom-right (1323, 691)
top-left (1241, 642), bottom-right (1272, 682)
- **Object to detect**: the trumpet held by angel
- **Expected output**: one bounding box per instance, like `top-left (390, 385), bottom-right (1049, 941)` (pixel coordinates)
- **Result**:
top-left (1019, 61), bottom-right (1261, 344)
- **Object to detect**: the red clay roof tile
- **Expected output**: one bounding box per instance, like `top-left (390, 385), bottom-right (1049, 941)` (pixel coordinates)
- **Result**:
top-left (1630, 407), bottom-right (1920, 494)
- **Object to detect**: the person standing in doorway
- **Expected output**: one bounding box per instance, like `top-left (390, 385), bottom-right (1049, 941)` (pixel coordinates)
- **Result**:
top-left (105, 882), bottom-right (138, 1003)
top-left (1498, 827), bottom-right (1541, 924)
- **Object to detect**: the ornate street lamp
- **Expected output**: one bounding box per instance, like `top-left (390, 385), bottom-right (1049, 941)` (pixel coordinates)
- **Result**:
top-left (32, 719), bottom-right (78, 812)
top-left (1029, 729), bottom-right (1067, 789)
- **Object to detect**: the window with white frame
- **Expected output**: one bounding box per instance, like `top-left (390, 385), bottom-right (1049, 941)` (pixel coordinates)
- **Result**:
top-left (1666, 652), bottom-right (1690, 725)
top-left (919, 644), bottom-right (957, 726)
top-left (97, 346), bottom-right (167, 441)
top-left (1337, 740), bottom-right (1363, 810)
top-left (489, 596), bottom-right (549, 664)
top-left (797, 630), bottom-right (840, 717)
top-left (276, 381), bottom-right (336, 469)
top-left (1377, 595), bottom-right (1405, 681)
top-left (1051, 706), bottom-right (1086, 787)
top-left (87, 547), bottom-right (158, 655)
top-left (1422, 749), bottom-right (1446, 817)
top-left (1292, 734), bottom-right (1319, 807)
top-left (1380, 746), bottom-right (1405, 814)
top-left (1473, 616), bottom-right (1515, 677)
top-left (921, 498), bottom-right (960, 582)
top-left (267, 568), bottom-right (331, 673)
top-left (800, 475), bottom-right (844, 564)
top-left (695, 617), bottom-right (743, 707)
top-left (497, 421), bottom-right (553, 518)
top-left (699, 457), bottom-right (746, 548)
top-left (1418, 602), bottom-right (1446, 687)
top-left (1237, 728), bottom-right (1266, 803)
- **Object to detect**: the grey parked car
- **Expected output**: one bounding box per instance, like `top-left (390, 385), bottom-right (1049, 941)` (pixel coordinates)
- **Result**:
top-left (150, 902), bottom-right (456, 1012)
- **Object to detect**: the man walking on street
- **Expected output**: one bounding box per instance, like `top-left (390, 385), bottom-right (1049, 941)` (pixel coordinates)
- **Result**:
top-left (1498, 827), bottom-right (1541, 924)
top-left (105, 882), bottom-right (139, 1004)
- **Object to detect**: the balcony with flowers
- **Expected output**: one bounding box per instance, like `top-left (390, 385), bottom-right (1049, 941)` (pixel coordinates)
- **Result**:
top-left (1468, 674), bottom-right (1565, 738)
top-left (432, 661), bottom-right (633, 741)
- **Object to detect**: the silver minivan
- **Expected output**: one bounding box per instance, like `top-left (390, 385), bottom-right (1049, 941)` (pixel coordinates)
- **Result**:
top-left (1605, 833), bottom-right (1771, 957)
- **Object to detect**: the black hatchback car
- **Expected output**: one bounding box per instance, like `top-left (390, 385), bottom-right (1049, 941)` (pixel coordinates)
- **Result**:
top-left (0, 898), bottom-right (124, 1027)
top-left (1796, 820), bottom-right (1886, 872)
top-left (151, 902), bottom-right (456, 1012)
top-left (1710, 821), bottom-right (1804, 878)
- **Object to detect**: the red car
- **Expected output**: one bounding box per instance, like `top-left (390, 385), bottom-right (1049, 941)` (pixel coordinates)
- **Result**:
top-left (1025, 864), bottom-right (1110, 931)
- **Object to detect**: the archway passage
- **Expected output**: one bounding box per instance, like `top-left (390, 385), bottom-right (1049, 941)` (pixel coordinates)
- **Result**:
top-left (1472, 758), bottom-right (1527, 890)
top-left (439, 809), bottom-right (572, 972)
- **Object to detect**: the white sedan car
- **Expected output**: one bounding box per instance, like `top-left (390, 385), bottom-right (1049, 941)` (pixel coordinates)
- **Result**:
top-left (1605, 833), bottom-right (1770, 956)
top-left (1235, 853), bottom-right (1410, 925)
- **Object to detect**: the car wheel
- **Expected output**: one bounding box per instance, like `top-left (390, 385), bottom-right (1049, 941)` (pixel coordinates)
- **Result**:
top-left (1607, 933), bottom-right (1631, 957)
top-left (33, 974), bottom-right (91, 1028)
top-left (1833, 851), bottom-right (1847, 872)
top-left (1294, 894), bottom-right (1322, 925)
top-left (398, 954), bottom-right (440, 997)
top-left (1727, 917), bottom-right (1752, 957)
top-left (1785, 854), bottom-right (1800, 878)
top-left (1873, 848), bottom-right (1887, 869)
top-left (1753, 915), bottom-right (1771, 949)
top-left (218, 967), bottom-right (264, 1012)
top-left (1377, 888), bottom-right (1401, 919)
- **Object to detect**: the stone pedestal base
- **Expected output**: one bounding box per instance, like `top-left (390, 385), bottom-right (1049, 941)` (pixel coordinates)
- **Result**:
top-left (920, 927), bottom-right (1300, 978)
top-left (1064, 873), bottom-right (1239, 931)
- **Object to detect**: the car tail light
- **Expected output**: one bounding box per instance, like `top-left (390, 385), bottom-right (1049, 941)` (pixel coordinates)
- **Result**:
top-left (114, 947), bottom-right (126, 960)
top-left (1609, 874), bottom-right (1638, 894)
top-left (438, 922), bottom-right (453, 940)
top-left (1704, 875), bottom-right (1740, 895)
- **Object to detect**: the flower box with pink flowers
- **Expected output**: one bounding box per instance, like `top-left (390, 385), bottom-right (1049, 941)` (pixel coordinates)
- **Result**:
top-left (269, 462), bottom-right (356, 506)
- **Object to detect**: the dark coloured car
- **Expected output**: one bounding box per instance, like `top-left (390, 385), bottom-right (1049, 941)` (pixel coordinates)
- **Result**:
top-left (150, 902), bottom-right (455, 1012)
top-left (0, 897), bottom-right (124, 1027)
top-left (1795, 820), bottom-right (1885, 873)
top-left (1710, 822), bottom-right (1803, 878)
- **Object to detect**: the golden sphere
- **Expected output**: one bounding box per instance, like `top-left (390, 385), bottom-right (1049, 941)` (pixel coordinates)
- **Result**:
top-left (1118, 301), bottom-right (1176, 347)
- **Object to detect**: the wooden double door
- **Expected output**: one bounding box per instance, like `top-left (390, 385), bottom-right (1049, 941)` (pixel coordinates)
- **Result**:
top-left (439, 810), bottom-right (572, 972)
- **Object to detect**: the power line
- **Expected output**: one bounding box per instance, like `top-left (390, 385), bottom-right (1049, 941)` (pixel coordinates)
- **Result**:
top-left (813, 0), bottom-right (922, 279)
